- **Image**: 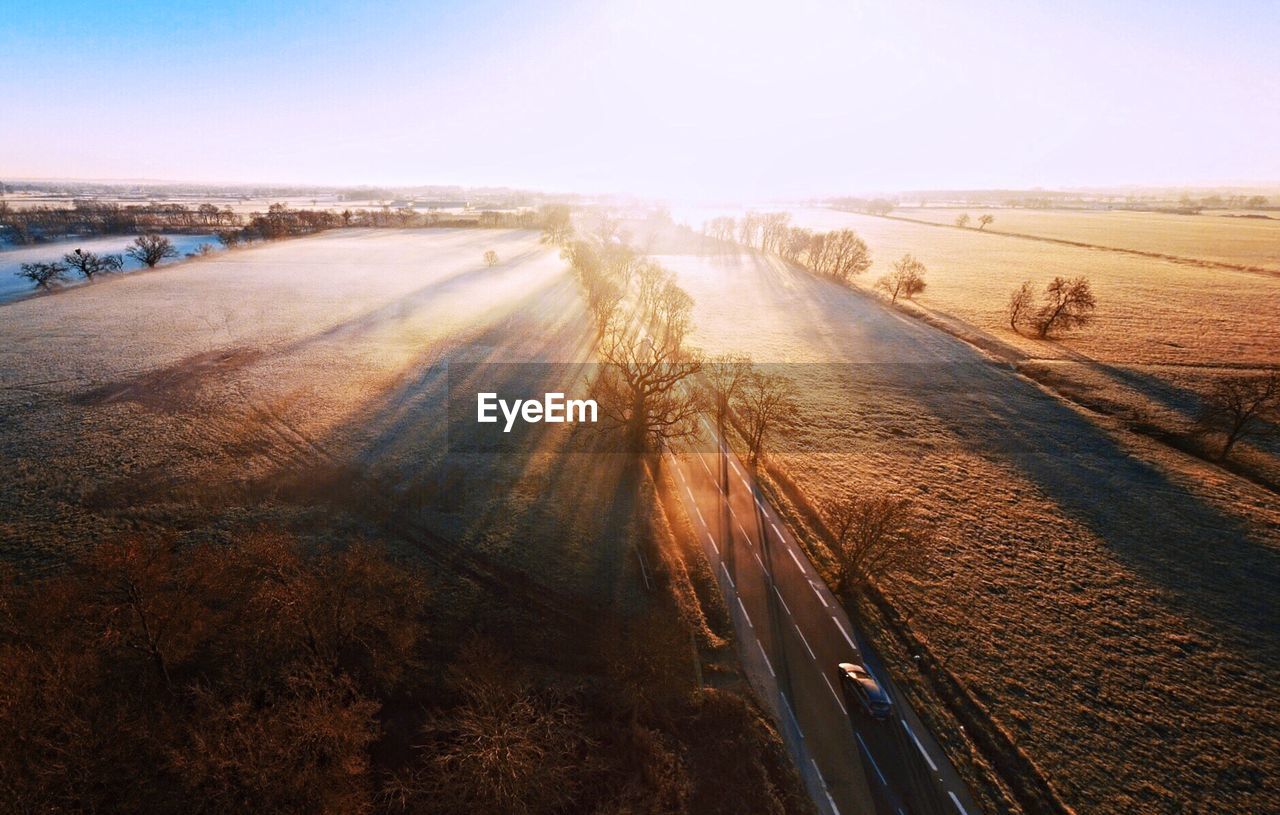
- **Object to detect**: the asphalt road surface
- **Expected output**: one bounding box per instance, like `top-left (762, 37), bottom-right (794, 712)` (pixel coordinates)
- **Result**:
top-left (669, 426), bottom-right (979, 815)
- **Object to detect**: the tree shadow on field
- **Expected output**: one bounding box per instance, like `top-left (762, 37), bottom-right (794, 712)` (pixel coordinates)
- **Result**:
top-left (274, 263), bottom-right (651, 637)
top-left (742, 255), bottom-right (1280, 665)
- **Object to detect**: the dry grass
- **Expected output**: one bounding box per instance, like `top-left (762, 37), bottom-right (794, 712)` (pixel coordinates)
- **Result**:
top-left (660, 248), bottom-right (1280, 814)
top-left (893, 207), bottom-right (1280, 272)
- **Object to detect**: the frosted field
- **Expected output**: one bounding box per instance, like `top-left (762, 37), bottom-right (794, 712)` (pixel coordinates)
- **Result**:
top-left (0, 229), bottom-right (596, 564)
top-left (660, 249), bottom-right (1280, 814)
top-left (0, 233), bottom-right (219, 304)
top-left (896, 207), bottom-right (1280, 272)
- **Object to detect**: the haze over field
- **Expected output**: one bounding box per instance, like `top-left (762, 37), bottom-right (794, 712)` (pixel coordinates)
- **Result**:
top-left (3, 1), bottom-right (1279, 814)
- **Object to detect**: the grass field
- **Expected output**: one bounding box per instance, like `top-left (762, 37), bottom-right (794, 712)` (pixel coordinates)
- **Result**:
top-left (658, 247), bottom-right (1280, 814)
top-left (759, 207), bottom-right (1280, 485)
top-left (0, 228), bottom-right (811, 812)
top-left (890, 207), bottom-right (1280, 272)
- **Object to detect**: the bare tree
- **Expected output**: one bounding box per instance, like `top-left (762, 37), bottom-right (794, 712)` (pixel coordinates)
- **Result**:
top-left (16, 261), bottom-right (67, 290)
top-left (592, 276), bottom-right (703, 452)
top-left (1007, 280), bottom-right (1036, 332)
top-left (127, 234), bottom-right (178, 267)
top-left (977, 214), bottom-right (994, 230)
top-left (539, 204), bottom-right (573, 245)
top-left (955, 213), bottom-right (971, 228)
top-left (1195, 373), bottom-right (1279, 461)
top-left (1034, 276), bottom-right (1095, 338)
top-left (586, 276), bottom-right (625, 336)
top-left (703, 353), bottom-right (753, 430)
top-left (592, 324), bottom-right (704, 452)
top-left (63, 249), bottom-right (123, 281)
top-left (214, 229), bottom-right (242, 248)
top-left (824, 493), bottom-right (930, 596)
top-left (876, 254), bottom-right (928, 303)
top-left (483, 249), bottom-right (499, 267)
top-left (635, 260), bottom-right (669, 317)
top-left (736, 369), bottom-right (796, 466)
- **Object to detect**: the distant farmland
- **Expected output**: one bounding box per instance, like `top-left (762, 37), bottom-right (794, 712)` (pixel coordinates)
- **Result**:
top-left (888, 206), bottom-right (1280, 273)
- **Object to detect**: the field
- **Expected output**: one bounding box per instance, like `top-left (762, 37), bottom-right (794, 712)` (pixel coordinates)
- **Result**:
top-left (754, 208), bottom-right (1280, 485)
top-left (889, 207), bottom-right (1280, 272)
top-left (0, 229), bottom-right (811, 812)
top-left (655, 245), bottom-right (1280, 814)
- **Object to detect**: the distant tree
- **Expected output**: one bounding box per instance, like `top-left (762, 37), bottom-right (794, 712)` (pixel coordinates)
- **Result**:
top-left (876, 254), bottom-right (928, 303)
top-left (539, 204), bottom-right (574, 245)
top-left (977, 214), bottom-right (994, 230)
top-left (1195, 373), bottom-right (1279, 461)
top-left (483, 249), bottom-right (499, 267)
top-left (1034, 276), bottom-right (1095, 338)
top-left (586, 276), bottom-right (625, 336)
top-left (1007, 280), bottom-right (1036, 332)
top-left (62, 249), bottom-right (123, 280)
top-left (1246, 195), bottom-right (1269, 208)
top-left (865, 199), bottom-right (895, 216)
top-left (16, 261), bottom-right (67, 290)
top-left (955, 213), bottom-right (971, 228)
top-left (825, 493), bottom-right (931, 596)
top-left (214, 229), bottom-right (242, 248)
top-left (635, 260), bottom-right (669, 317)
top-left (127, 234), bottom-right (178, 267)
top-left (735, 369), bottom-right (796, 466)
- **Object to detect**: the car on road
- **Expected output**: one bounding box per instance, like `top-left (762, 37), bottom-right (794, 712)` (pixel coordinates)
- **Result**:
top-left (838, 662), bottom-right (893, 720)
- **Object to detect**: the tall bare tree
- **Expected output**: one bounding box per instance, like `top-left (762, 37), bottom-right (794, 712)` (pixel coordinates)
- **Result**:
top-left (977, 214), bottom-right (994, 230)
top-left (1007, 280), bottom-right (1036, 331)
top-left (955, 213), bottom-right (971, 228)
top-left (1195, 373), bottom-right (1279, 460)
top-left (736, 369), bottom-right (796, 466)
top-left (824, 493), bottom-right (930, 597)
top-left (703, 353), bottom-right (753, 431)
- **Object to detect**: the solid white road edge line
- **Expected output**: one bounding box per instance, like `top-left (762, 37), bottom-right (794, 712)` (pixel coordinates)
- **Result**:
top-left (833, 617), bottom-right (857, 650)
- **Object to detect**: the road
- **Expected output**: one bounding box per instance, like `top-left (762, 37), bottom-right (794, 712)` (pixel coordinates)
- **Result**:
top-left (668, 425), bottom-right (979, 815)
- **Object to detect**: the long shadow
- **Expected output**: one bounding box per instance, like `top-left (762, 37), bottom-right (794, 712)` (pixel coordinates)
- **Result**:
top-left (295, 262), bottom-right (651, 634)
top-left (702, 254), bottom-right (1280, 663)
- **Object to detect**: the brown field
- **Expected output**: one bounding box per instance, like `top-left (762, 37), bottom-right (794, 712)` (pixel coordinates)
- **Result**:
top-left (889, 207), bottom-right (1280, 272)
top-left (656, 245), bottom-right (1280, 814)
top-left (768, 207), bottom-right (1280, 485)
top-left (0, 229), bottom-right (809, 813)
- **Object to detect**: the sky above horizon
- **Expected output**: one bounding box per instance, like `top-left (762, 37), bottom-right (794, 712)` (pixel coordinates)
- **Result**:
top-left (3, 0), bottom-right (1278, 200)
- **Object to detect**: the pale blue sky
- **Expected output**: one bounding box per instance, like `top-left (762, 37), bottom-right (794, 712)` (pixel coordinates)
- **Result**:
top-left (3, 0), bottom-right (1277, 198)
